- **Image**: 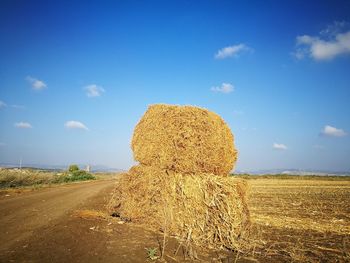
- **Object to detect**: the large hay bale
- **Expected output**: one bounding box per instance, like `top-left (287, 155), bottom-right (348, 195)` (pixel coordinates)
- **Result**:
top-left (108, 165), bottom-right (250, 251)
top-left (131, 104), bottom-right (238, 175)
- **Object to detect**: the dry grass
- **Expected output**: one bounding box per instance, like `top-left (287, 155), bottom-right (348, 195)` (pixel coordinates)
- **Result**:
top-left (0, 168), bottom-right (56, 188)
top-left (0, 168), bottom-right (99, 190)
top-left (244, 178), bottom-right (350, 262)
top-left (132, 104), bottom-right (238, 175)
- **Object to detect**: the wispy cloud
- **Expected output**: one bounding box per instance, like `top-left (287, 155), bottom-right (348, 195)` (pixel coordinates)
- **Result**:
top-left (294, 21), bottom-right (350, 61)
top-left (64, 120), bottom-right (89, 130)
top-left (84, 84), bottom-right (105, 97)
top-left (320, 21), bottom-right (350, 37)
top-left (14, 122), bottom-right (32, 129)
top-left (26, 76), bottom-right (47, 90)
top-left (211, 83), bottom-right (234, 94)
top-left (0, 101), bottom-right (25, 110)
top-left (214, 44), bottom-right (252, 59)
top-left (273, 143), bottom-right (287, 150)
top-left (11, 104), bottom-right (25, 109)
top-left (320, 125), bottom-right (347, 137)
top-left (0, 100), bottom-right (7, 108)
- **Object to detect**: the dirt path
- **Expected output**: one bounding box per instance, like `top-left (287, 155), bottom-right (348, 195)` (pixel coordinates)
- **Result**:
top-left (0, 180), bottom-right (156, 263)
top-left (0, 180), bottom-right (115, 252)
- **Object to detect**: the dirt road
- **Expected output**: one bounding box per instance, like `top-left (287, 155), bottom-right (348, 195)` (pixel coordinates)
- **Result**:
top-left (0, 180), bottom-right (166, 263)
top-left (0, 180), bottom-right (113, 251)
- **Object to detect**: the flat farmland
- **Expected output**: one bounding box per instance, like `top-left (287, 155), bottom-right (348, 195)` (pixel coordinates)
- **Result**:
top-left (246, 177), bottom-right (350, 262)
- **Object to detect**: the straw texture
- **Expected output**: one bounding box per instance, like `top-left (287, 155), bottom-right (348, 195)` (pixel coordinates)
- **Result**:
top-left (109, 104), bottom-right (249, 253)
top-left (131, 104), bottom-right (238, 175)
top-left (109, 165), bottom-right (250, 251)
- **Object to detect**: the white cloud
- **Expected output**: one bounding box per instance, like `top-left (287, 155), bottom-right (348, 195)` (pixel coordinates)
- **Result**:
top-left (0, 101), bottom-right (25, 110)
top-left (273, 143), bottom-right (287, 150)
top-left (84, 84), bottom-right (105, 97)
top-left (26, 76), bottom-right (47, 90)
top-left (293, 49), bottom-right (306, 60)
top-left (320, 125), bottom-right (347, 137)
top-left (211, 83), bottom-right (234, 94)
top-left (14, 122), bottom-right (32, 129)
top-left (215, 44), bottom-right (251, 59)
top-left (64, 120), bottom-right (89, 130)
top-left (294, 22), bottom-right (350, 61)
top-left (0, 100), bottom-right (7, 108)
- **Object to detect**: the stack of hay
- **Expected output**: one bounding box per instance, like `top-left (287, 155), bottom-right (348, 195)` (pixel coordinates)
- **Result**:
top-left (109, 104), bottom-right (250, 252)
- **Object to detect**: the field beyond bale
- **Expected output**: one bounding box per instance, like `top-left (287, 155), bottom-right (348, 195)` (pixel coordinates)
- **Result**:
top-left (246, 177), bottom-right (350, 262)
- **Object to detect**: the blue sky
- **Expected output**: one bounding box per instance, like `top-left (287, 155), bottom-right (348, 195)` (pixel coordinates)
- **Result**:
top-left (0, 0), bottom-right (350, 172)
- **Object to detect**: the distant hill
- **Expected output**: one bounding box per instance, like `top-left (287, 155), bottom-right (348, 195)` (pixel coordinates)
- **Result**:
top-left (1, 163), bottom-right (348, 176)
top-left (234, 168), bottom-right (350, 176)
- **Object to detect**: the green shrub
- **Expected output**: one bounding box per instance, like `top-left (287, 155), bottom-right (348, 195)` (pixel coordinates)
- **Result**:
top-left (65, 170), bottom-right (96, 182)
top-left (0, 167), bottom-right (97, 189)
top-left (54, 169), bottom-right (96, 183)
top-left (68, 164), bottom-right (80, 172)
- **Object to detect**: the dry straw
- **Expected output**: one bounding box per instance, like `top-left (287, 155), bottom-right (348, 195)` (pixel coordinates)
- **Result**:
top-left (109, 104), bottom-right (250, 254)
top-left (109, 165), bottom-right (250, 252)
top-left (132, 104), bottom-right (238, 175)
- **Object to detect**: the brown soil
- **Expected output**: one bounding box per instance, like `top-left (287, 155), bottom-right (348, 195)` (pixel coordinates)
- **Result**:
top-left (0, 180), bottom-right (161, 263)
top-left (247, 179), bottom-right (350, 262)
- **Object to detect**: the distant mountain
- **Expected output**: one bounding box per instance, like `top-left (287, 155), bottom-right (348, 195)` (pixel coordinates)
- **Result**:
top-left (89, 165), bottom-right (125, 173)
top-left (234, 168), bottom-right (350, 176)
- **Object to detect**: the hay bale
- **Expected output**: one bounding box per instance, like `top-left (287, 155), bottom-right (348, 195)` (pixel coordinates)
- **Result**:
top-left (131, 104), bottom-right (238, 175)
top-left (108, 165), bottom-right (250, 251)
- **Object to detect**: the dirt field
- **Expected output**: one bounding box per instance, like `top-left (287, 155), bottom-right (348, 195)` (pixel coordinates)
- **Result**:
top-left (246, 178), bottom-right (350, 262)
top-left (0, 177), bottom-right (349, 262)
